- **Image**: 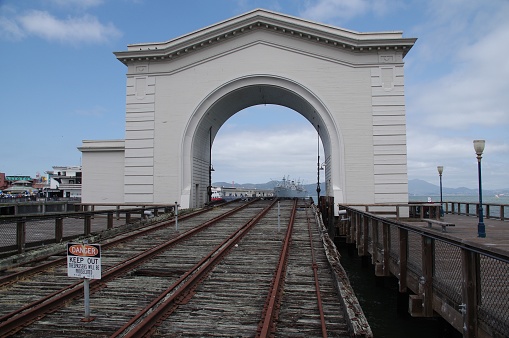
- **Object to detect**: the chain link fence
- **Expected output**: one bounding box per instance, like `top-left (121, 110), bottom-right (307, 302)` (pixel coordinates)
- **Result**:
top-left (0, 205), bottom-right (173, 257)
top-left (338, 205), bottom-right (509, 337)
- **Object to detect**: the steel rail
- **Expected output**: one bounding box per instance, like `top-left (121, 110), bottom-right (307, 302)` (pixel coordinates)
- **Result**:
top-left (113, 198), bottom-right (279, 338)
top-left (0, 204), bottom-right (215, 287)
top-left (256, 199), bottom-right (297, 338)
top-left (306, 207), bottom-right (328, 338)
top-left (0, 200), bottom-right (258, 337)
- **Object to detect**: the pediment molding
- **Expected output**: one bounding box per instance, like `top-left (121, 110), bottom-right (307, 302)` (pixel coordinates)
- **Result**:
top-left (114, 9), bottom-right (416, 65)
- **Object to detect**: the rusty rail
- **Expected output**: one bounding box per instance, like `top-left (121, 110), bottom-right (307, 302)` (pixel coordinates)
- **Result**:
top-left (114, 198), bottom-right (278, 338)
top-left (307, 208), bottom-right (328, 338)
top-left (0, 203), bottom-right (217, 287)
top-left (256, 199), bottom-right (297, 337)
top-left (0, 200), bottom-right (258, 337)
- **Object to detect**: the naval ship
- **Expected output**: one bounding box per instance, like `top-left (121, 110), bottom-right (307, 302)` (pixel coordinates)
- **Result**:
top-left (273, 176), bottom-right (308, 198)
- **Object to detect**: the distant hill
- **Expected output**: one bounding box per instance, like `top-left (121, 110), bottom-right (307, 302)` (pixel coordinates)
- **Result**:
top-left (214, 178), bottom-right (509, 197)
top-left (408, 179), bottom-right (509, 196)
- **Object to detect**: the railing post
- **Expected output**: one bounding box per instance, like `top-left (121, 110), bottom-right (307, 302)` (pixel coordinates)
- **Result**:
top-left (461, 249), bottom-right (480, 338)
top-left (371, 218), bottom-right (378, 264)
top-left (382, 222), bottom-right (390, 276)
top-left (345, 212), bottom-right (352, 244)
top-left (107, 212), bottom-right (113, 229)
top-left (485, 204), bottom-right (490, 219)
top-left (16, 218), bottom-right (26, 254)
top-left (398, 228), bottom-right (408, 292)
top-left (421, 236), bottom-right (434, 317)
top-left (362, 215), bottom-right (369, 256)
top-left (348, 214), bottom-right (360, 245)
top-left (356, 214), bottom-right (363, 255)
top-left (84, 214), bottom-right (91, 235)
top-left (355, 212), bottom-right (361, 247)
top-left (55, 217), bottom-right (63, 243)
top-left (501, 205), bottom-right (505, 221)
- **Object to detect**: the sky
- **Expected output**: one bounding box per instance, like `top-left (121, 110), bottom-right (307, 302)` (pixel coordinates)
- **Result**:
top-left (1, 0), bottom-right (508, 191)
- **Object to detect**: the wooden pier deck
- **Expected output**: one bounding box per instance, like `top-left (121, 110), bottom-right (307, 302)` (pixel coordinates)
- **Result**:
top-left (336, 204), bottom-right (509, 338)
top-left (0, 200), bottom-right (371, 337)
top-left (409, 213), bottom-right (509, 254)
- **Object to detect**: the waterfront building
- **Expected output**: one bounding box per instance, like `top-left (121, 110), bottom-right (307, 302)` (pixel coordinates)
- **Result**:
top-left (45, 166), bottom-right (82, 198)
top-left (220, 186), bottom-right (274, 200)
top-left (2, 179), bottom-right (37, 195)
top-left (0, 173), bottom-right (7, 191)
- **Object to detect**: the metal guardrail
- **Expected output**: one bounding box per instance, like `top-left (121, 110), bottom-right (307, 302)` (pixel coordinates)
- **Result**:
top-left (336, 204), bottom-right (509, 338)
top-left (0, 205), bottom-right (174, 256)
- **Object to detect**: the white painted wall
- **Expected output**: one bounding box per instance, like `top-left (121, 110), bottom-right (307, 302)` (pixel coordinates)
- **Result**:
top-left (79, 140), bottom-right (125, 204)
top-left (81, 9), bottom-right (415, 210)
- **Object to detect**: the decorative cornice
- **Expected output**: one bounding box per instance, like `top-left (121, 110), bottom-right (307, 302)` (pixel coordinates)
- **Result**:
top-left (78, 140), bottom-right (125, 152)
top-left (114, 9), bottom-right (416, 65)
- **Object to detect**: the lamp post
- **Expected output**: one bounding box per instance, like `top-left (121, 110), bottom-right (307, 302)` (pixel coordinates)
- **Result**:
top-left (316, 125), bottom-right (321, 208)
top-left (437, 166), bottom-right (444, 217)
top-left (473, 140), bottom-right (486, 238)
top-left (208, 127), bottom-right (214, 203)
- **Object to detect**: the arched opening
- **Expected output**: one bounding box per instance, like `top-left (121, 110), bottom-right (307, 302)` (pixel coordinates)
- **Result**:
top-left (181, 75), bottom-right (345, 208)
top-left (211, 104), bottom-right (325, 195)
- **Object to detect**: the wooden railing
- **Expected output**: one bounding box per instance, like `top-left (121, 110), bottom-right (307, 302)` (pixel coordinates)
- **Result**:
top-left (331, 201), bottom-right (508, 222)
top-left (0, 205), bottom-right (174, 256)
top-left (336, 204), bottom-right (509, 338)
top-left (444, 201), bottom-right (507, 221)
top-left (334, 203), bottom-right (442, 221)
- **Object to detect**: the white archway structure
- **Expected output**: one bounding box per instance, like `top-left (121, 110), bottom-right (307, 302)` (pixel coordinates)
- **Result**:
top-left (183, 75), bottom-right (341, 208)
top-left (80, 9), bottom-right (416, 213)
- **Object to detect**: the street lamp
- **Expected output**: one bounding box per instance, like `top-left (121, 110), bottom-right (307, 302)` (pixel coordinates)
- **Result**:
top-left (316, 125), bottom-right (321, 208)
top-left (437, 166), bottom-right (444, 217)
top-left (473, 140), bottom-right (486, 238)
top-left (208, 127), bottom-right (214, 203)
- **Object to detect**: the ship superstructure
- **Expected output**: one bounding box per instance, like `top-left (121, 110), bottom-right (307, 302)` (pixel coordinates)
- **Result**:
top-left (274, 176), bottom-right (308, 198)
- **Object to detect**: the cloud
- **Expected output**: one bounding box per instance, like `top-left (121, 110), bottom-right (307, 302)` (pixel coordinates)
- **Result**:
top-left (213, 127), bottom-right (321, 184)
top-left (0, 15), bottom-right (25, 40)
top-left (3, 10), bottom-right (121, 44)
top-left (407, 1), bottom-right (509, 130)
top-left (406, 128), bottom-right (509, 190)
top-left (49, 0), bottom-right (104, 8)
top-left (299, 0), bottom-right (394, 23)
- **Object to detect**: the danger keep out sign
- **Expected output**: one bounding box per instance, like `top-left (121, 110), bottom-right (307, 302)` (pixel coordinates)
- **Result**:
top-left (67, 243), bottom-right (101, 280)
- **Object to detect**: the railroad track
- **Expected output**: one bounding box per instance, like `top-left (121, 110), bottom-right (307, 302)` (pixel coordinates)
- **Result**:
top-left (0, 199), bottom-right (352, 337)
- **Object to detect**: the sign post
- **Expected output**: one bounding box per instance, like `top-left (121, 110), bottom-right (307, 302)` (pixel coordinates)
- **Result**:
top-left (175, 201), bottom-right (178, 231)
top-left (67, 242), bottom-right (101, 322)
